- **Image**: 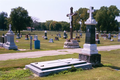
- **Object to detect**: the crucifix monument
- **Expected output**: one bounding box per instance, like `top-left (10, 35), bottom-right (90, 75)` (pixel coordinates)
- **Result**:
top-left (64, 7), bottom-right (79, 48)
top-left (67, 7), bottom-right (77, 39)
top-left (79, 7), bottom-right (101, 66)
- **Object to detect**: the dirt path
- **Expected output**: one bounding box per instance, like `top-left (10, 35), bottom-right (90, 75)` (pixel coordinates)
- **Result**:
top-left (0, 45), bottom-right (120, 61)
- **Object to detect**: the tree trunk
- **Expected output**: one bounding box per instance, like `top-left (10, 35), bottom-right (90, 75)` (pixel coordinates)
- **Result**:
top-left (18, 29), bottom-right (20, 34)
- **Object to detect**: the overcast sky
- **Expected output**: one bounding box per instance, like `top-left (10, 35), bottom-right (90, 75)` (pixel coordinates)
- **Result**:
top-left (0, 0), bottom-right (120, 22)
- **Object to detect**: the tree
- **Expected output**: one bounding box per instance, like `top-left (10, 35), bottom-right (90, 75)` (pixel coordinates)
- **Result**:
top-left (73, 8), bottom-right (88, 31)
top-left (49, 21), bottom-right (62, 31)
top-left (41, 22), bottom-right (47, 30)
top-left (0, 12), bottom-right (8, 31)
top-left (95, 5), bottom-right (120, 33)
top-left (60, 21), bottom-right (69, 31)
top-left (45, 20), bottom-right (53, 30)
top-left (10, 6), bottom-right (32, 34)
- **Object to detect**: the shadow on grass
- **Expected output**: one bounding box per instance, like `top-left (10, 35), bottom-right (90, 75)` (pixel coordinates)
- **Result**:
top-left (93, 63), bottom-right (120, 71)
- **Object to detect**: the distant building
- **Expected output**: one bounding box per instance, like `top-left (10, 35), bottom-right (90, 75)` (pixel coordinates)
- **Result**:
top-left (26, 27), bottom-right (35, 31)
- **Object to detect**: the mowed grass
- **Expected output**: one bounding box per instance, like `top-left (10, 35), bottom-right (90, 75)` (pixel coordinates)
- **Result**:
top-left (0, 31), bottom-right (120, 54)
top-left (0, 49), bottom-right (120, 80)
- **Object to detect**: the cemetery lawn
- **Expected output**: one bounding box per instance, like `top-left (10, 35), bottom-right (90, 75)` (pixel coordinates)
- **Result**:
top-left (0, 49), bottom-right (120, 80)
top-left (0, 31), bottom-right (120, 54)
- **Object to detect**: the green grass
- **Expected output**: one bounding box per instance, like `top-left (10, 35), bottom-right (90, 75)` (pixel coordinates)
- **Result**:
top-left (0, 49), bottom-right (120, 80)
top-left (0, 31), bottom-right (120, 54)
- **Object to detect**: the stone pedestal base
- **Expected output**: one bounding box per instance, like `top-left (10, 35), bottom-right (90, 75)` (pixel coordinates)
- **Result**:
top-left (79, 53), bottom-right (101, 66)
top-left (0, 43), bottom-right (3, 47)
top-left (64, 39), bottom-right (80, 49)
top-left (82, 44), bottom-right (98, 54)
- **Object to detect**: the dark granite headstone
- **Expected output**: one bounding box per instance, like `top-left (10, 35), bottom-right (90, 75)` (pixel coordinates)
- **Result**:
top-left (85, 25), bottom-right (95, 44)
top-left (55, 37), bottom-right (59, 40)
top-left (79, 6), bottom-right (101, 66)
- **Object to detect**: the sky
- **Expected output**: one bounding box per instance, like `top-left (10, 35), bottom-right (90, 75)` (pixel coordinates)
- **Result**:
top-left (0, 0), bottom-right (120, 22)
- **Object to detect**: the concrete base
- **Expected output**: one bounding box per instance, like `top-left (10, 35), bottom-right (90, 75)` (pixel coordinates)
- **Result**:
top-left (25, 58), bottom-right (92, 77)
top-left (64, 40), bottom-right (80, 49)
top-left (3, 43), bottom-right (18, 50)
top-left (82, 44), bottom-right (98, 55)
top-left (79, 53), bottom-right (101, 66)
top-left (0, 43), bottom-right (3, 47)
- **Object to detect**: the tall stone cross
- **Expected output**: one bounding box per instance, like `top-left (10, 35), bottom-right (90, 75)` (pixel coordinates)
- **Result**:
top-left (67, 7), bottom-right (77, 39)
top-left (87, 7), bottom-right (94, 19)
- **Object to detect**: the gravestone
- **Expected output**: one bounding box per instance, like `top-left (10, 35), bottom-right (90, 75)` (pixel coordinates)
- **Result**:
top-left (3, 24), bottom-right (18, 50)
top-left (79, 33), bottom-right (82, 38)
top-left (79, 7), bottom-right (101, 66)
top-left (49, 38), bottom-right (54, 43)
top-left (55, 37), bottom-right (59, 40)
top-left (0, 34), bottom-right (4, 47)
top-left (34, 35), bottom-right (40, 49)
top-left (63, 30), bottom-right (67, 39)
top-left (25, 34), bottom-right (29, 40)
top-left (44, 31), bottom-right (47, 40)
top-left (95, 33), bottom-right (100, 44)
top-left (64, 7), bottom-right (80, 48)
top-left (58, 33), bottom-right (61, 38)
top-left (118, 33), bottom-right (120, 41)
top-left (75, 33), bottom-right (78, 38)
top-left (67, 7), bottom-right (77, 39)
top-left (4, 34), bottom-right (7, 43)
top-left (108, 33), bottom-right (111, 39)
top-left (25, 58), bottom-right (92, 77)
top-left (16, 33), bottom-right (20, 39)
top-left (20, 33), bottom-right (22, 38)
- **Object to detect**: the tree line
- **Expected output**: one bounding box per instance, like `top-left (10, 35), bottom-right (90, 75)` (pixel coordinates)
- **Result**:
top-left (0, 5), bottom-right (120, 34)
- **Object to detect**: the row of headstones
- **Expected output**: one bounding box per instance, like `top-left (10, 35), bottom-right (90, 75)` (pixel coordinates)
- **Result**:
top-left (100, 33), bottom-right (120, 41)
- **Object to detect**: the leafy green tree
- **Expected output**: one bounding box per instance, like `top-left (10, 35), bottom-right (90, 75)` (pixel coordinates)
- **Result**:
top-left (73, 8), bottom-right (88, 31)
top-left (41, 22), bottom-right (47, 30)
top-left (60, 21), bottom-right (69, 31)
top-left (95, 5), bottom-right (120, 33)
top-left (0, 12), bottom-right (8, 31)
top-left (49, 21), bottom-right (62, 31)
top-left (45, 20), bottom-right (53, 30)
top-left (10, 6), bottom-right (32, 34)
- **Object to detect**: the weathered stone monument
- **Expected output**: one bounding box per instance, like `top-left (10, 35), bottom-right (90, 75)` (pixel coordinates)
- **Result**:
top-left (96, 33), bottom-right (100, 44)
top-left (79, 7), bottom-right (101, 66)
top-left (16, 33), bottom-right (20, 39)
top-left (63, 30), bottom-right (67, 39)
top-left (3, 24), bottom-right (18, 50)
top-left (64, 7), bottom-right (80, 48)
top-left (25, 34), bottom-right (29, 40)
top-left (55, 37), bottom-right (59, 40)
top-left (0, 34), bottom-right (4, 47)
top-left (108, 33), bottom-right (111, 39)
top-left (44, 30), bottom-right (47, 40)
top-left (49, 38), bottom-right (54, 43)
top-left (118, 33), bottom-right (120, 41)
top-left (20, 33), bottom-right (22, 38)
top-left (58, 33), bottom-right (61, 38)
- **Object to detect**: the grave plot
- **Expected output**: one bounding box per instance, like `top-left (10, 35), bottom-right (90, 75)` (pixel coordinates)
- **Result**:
top-left (25, 58), bottom-right (92, 77)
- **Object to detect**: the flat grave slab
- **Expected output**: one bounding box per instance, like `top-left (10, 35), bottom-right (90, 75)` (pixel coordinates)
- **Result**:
top-left (25, 58), bottom-right (92, 77)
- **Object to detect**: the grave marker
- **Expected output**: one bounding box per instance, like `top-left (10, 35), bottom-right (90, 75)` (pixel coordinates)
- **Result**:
top-left (67, 7), bottom-right (77, 39)
top-left (3, 24), bottom-right (18, 50)
top-left (79, 7), bottom-right (101, 66)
